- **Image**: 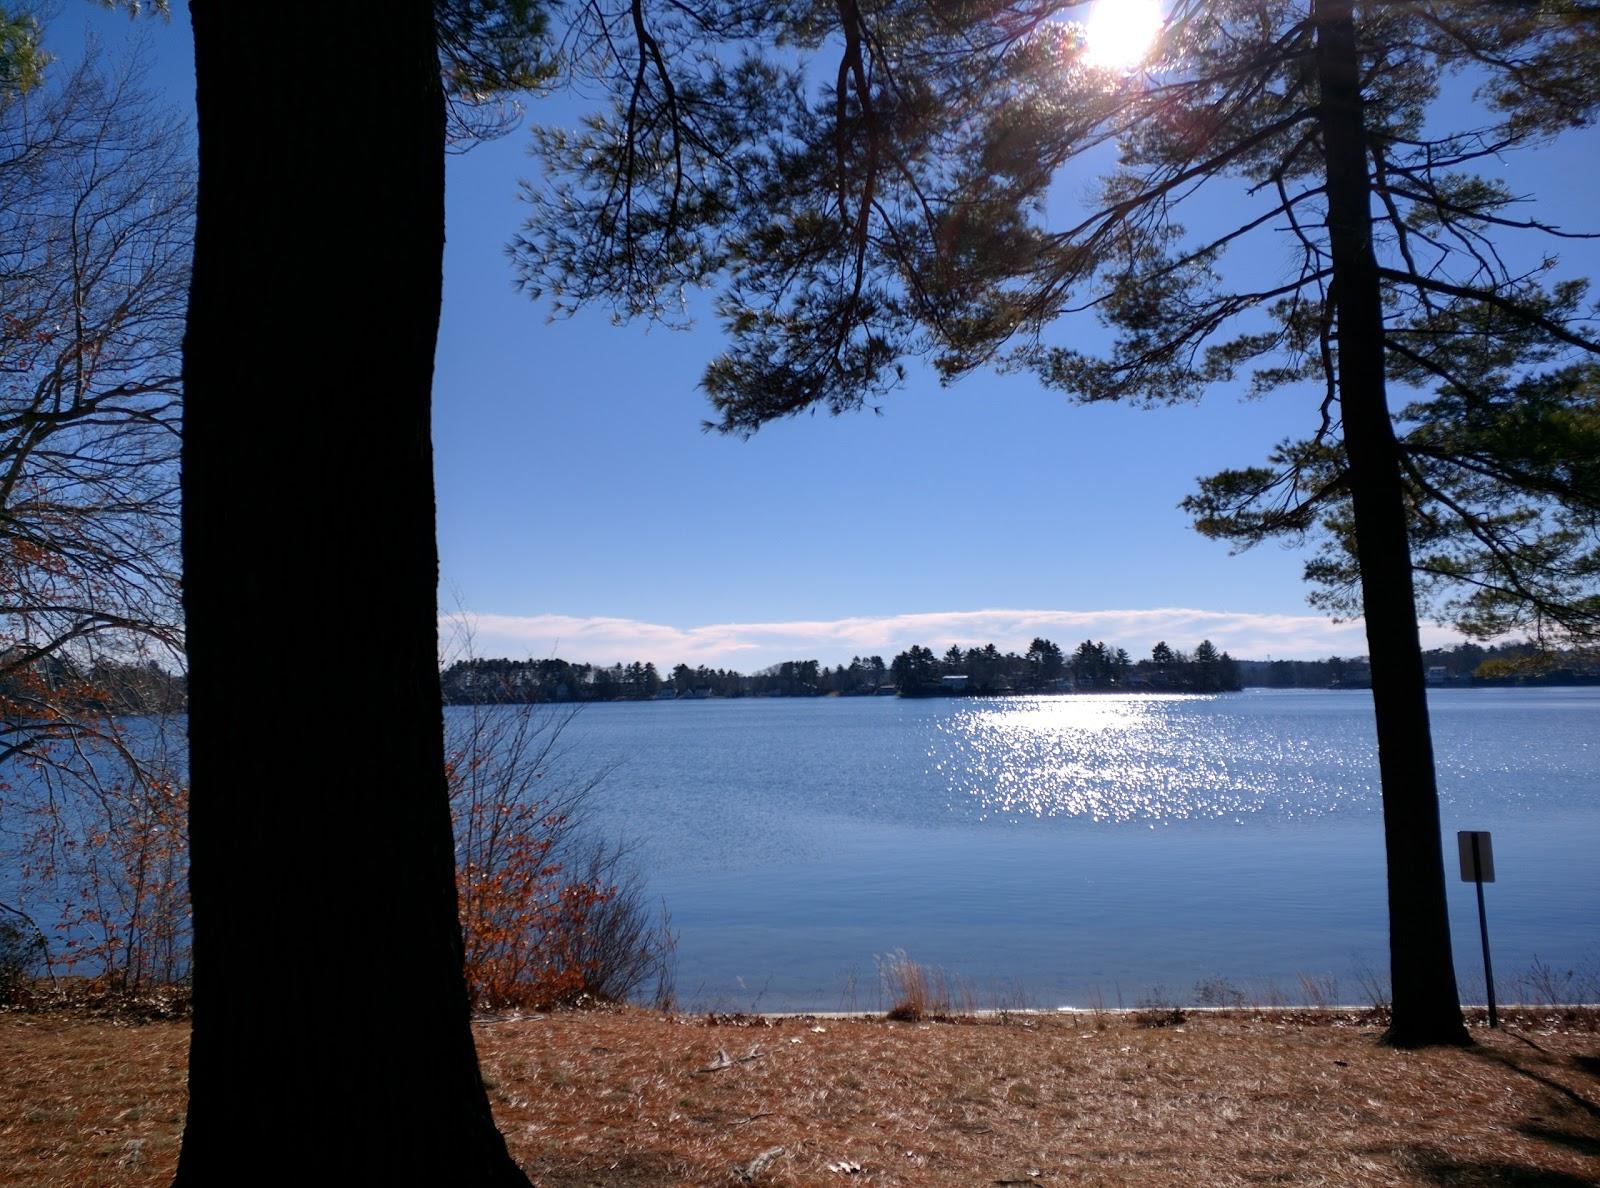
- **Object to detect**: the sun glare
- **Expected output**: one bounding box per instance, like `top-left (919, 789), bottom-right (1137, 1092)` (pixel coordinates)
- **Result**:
top-left (1083, 0), bottom-right (1165, 71)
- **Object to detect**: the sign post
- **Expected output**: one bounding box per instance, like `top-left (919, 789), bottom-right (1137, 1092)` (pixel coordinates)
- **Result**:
top-left (1457, 830), bottom-right (1498, 1028)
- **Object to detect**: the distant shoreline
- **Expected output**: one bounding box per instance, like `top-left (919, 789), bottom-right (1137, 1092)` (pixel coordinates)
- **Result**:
top-left (441, 676), bottom-right (1599, 707)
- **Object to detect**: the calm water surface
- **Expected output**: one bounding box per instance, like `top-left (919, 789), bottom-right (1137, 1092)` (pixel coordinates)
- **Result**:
top-left (517, 688), bottom-right (1599, 1011)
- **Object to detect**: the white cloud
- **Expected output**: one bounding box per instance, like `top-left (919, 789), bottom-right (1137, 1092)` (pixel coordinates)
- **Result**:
top-left (443, 606), bottom-right (1466, 670)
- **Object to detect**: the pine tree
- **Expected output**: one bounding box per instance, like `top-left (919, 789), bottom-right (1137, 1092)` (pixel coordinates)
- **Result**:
top-left (522, 0), bottom-right (1600, 1047)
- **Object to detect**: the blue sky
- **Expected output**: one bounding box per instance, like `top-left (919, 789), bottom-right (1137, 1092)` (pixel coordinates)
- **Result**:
top-left (56, 6), bottom-right (1599, 669)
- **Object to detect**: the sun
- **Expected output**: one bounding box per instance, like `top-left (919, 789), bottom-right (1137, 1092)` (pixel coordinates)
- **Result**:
top-left (1082, 0), bottom-right (1165, 71)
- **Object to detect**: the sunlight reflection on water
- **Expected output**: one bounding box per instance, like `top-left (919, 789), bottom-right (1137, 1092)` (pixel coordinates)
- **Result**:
top-left (935, 694), bottom-right (1375, 823)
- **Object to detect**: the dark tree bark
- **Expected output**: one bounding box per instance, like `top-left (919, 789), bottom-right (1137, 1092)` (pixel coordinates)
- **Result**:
top-left (1312, 0), bottom-right (1469, 1048)
top-left (176, 3), bottom-right (532, 1178)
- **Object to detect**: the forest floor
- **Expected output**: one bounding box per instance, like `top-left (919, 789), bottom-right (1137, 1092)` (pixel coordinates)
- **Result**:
top-left (2, 1005), bottom-right (1597, 1186)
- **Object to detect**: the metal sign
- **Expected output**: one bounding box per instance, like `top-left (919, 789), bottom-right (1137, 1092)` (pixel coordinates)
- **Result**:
top-left (1457, 829), bottom-right (1498, 1028)
top-left (1458, 830), bottom-right (1495, 883)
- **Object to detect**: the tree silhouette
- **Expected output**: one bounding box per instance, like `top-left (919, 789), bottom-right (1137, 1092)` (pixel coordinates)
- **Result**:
top-left (175, 3), bottom-right (536, 1179)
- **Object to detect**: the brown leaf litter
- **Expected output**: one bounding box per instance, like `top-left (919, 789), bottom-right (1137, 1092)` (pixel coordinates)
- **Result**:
top-left (2, 1006), bottom-right (1597, 1185)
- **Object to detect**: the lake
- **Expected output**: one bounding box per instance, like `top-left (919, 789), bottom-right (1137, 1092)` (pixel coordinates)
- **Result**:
top-left (515, 688), bottom-right (1600, 1012)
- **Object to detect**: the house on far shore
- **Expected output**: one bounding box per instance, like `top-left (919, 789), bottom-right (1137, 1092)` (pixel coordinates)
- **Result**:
top-left (940, 674), bottom-right (970, 694)
top-left (1425, 665), bottom-right (1449, 686)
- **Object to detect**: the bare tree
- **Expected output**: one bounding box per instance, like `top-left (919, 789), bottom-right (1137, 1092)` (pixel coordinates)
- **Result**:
top-left (0, 27), bottom-right (192, 983)
top-left (1, 39), bottom-right (190, 763)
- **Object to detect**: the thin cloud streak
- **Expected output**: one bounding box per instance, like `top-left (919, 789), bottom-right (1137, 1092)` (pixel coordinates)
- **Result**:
top-left (446, 607), bottom-right (1465, 670)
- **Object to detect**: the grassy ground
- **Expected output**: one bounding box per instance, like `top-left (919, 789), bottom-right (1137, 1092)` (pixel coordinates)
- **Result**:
top-left (2, 1006), bottom-right (1597, 1186)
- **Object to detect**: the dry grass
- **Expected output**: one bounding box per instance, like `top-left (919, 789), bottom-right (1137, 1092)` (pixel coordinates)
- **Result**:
top-left (875, 951), bottom-right (978, 1022)
top-left (1, 1013), bottom-right (189, 1185)
top-left (3, 1006), bottom-right (1598, 1185)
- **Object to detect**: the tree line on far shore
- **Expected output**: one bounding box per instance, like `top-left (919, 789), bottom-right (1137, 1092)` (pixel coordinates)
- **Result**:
top-left (440, 638), bottom-right (1596, 705)
top-left (893, 638), bottom-right (1241, 695)
top-left (0, 652), bottom-right (187, 718)
top-left (8, 637), bottom-right (1587, 720)
top-left (1239, 640), bottom-right (1600, 689)
top-left (439, 637), bottom-right (1246, 703)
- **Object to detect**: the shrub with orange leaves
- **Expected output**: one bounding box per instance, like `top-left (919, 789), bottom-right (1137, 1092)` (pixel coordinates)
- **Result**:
top-left (3, 705), bottom-right (190, 998)
top-left (446, 693), bottom-right (674, 1012)
top-left (2, 466), bottom-right (190, 997)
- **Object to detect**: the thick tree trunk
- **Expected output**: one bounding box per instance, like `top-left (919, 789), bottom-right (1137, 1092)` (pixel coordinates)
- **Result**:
top-left (1312, 0), bottom-right (1468, 1048)
top-left (176, 4), bottom-right (531, 1179)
